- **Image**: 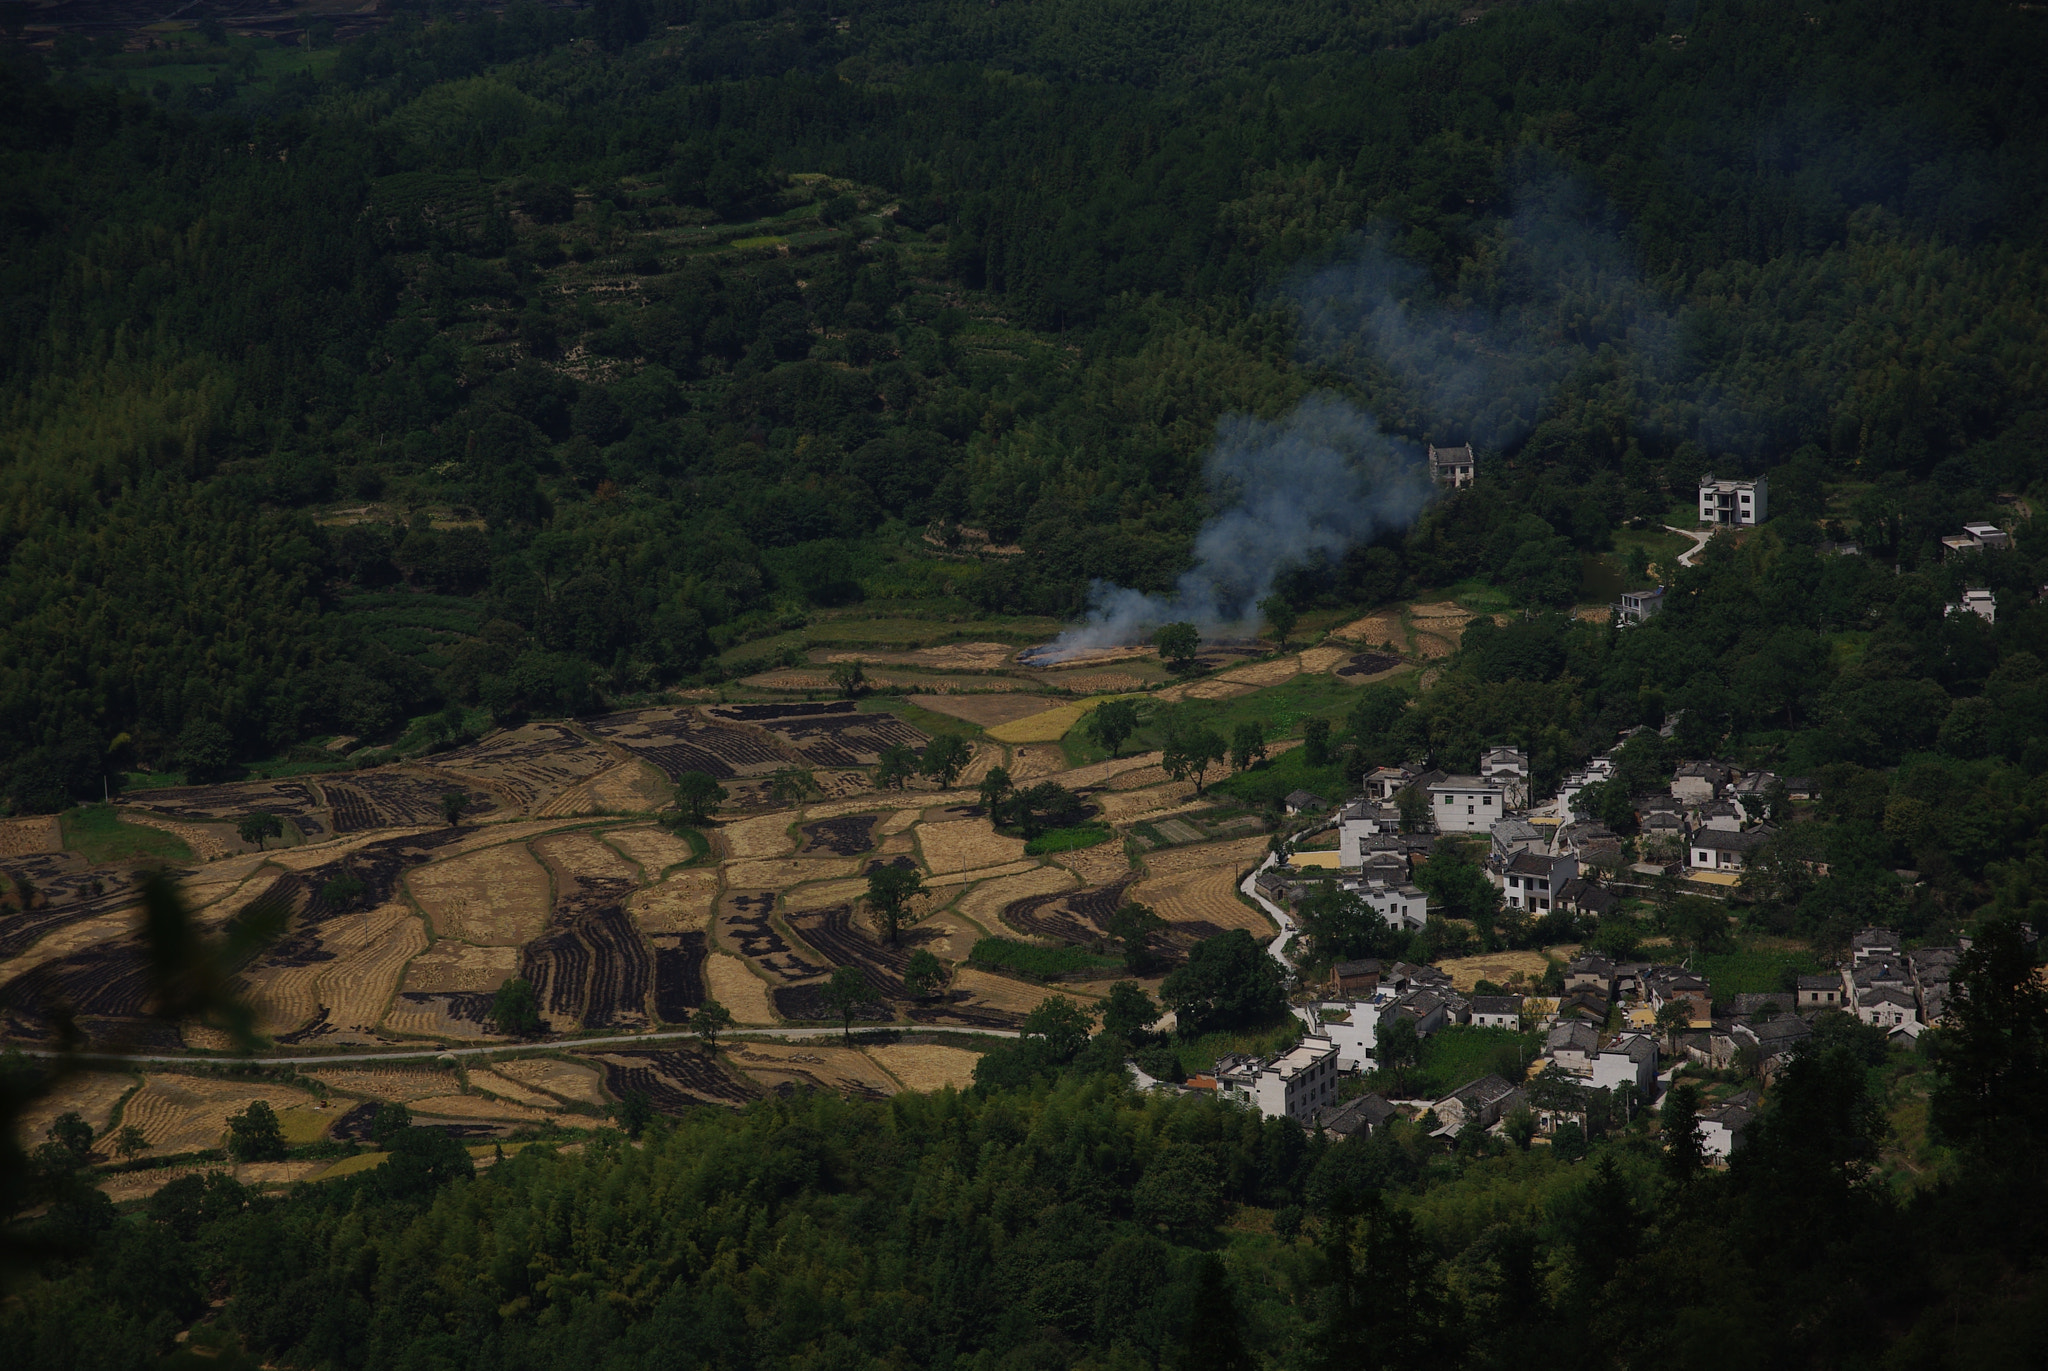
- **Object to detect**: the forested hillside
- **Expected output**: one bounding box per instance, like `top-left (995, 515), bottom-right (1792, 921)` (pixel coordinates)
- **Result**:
top-left (2, 0), bottom-right (2044, 814)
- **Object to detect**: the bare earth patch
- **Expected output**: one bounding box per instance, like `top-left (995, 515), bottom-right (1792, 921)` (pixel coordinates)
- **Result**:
top-left (467, 1070), bottom-right (561, 1108)
top-left (1053, 844), bottom-right (1132, 886)
top-left (924, 858), bottom-right (1044, 892)
top-left (409, 1093), bottom-right (551, 1125)
top-left (728, 1043), bottom-right (898, 1099)
top-left (1059, 751), bottom-right (1167, 790)
top-left (1434, 949), bottom-right (1555, 992)
top-left (0, 816), bottom-right (62, 857)
top-left (603, 824), bottom-right (704, 878)
top-left (1216, 658), bottom-right (1300, 687)
top-left (309, 1066), bottom-right (463, 1102)
top-left (952, 866), bottom-right (1076, 929)
top-left (725, 856), bottom-right (859, 889)
top-left (782, 876), bottom-right (874, 912)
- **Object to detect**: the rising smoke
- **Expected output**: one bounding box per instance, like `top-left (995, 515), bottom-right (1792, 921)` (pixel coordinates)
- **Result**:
top-left (1032, 173), bottom-right (1677, 661)
top-left (1030, 394), bottom-right (1434, 661)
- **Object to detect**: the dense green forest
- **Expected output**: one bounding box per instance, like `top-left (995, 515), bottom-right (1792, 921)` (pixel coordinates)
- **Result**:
top-left (3, 0), bottom-right (2045, 809)
top-left (8, 923), bottom-right (2048, 1370)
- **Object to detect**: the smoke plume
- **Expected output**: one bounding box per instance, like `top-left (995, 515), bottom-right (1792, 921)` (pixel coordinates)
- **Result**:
top-left (1030, 394), bottom-right (1434, 661)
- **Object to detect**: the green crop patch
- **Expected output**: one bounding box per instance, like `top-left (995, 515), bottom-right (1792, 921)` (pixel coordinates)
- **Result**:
top-left (62, 804), bottom-right (195, 865)
top-left (969, 938), bottom-right (1121, 980)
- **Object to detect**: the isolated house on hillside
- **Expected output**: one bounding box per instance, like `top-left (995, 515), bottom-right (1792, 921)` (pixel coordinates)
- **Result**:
top-left (1429, 443), bottom-right (1477, 488)
top-left (1615, 587), bottom-right (1666, 625)
top-left (1699, 473), bottom-right (1768, 525)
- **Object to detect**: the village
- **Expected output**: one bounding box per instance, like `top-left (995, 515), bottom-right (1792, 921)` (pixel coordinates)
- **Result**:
top-left (1177, 726), bottom-right (1957, 1166)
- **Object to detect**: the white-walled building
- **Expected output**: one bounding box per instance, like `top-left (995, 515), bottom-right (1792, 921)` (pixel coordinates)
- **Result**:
top-left (1948, 588), bottom-right (1996, 624)
top-left (1214, 1036), bottom-right (1342, 1121)
top-left (1590, 1033), bottom-right (1658, 1096)
top-left (1699, 473), bottom-right (1768, 526)
top-left (1615, 587), bottom-right (1665, 625)
top-left (1496, 851), bottom-right (1578, 911)
top-left (1479, 746), bottom-right (1530, 807)
top-left (1344, 879), bottom-right (1429, 931)
top-left (1428, 775), bottom-right (1506, 833)
top-left (1429, 443), bottom-right (1476, 488)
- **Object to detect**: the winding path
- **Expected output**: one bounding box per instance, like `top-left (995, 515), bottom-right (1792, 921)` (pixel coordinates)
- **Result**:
top-left (1241, 853), bottom-right (1299, 971)
top-left (1663, 523), bottom-right (1713, 568)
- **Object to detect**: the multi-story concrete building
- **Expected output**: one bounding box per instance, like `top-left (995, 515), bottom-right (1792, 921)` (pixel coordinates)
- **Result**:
top-left (1427, 775), bottom-right (1506, 833)
top-left (1429, 443), bottom-right (1476, 488)
top-left (1699, 473), bottom-right (1768, 525)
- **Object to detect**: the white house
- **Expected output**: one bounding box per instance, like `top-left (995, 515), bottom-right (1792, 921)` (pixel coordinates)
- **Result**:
top-left (1307, 998), bottom-right (1389, 1071)
top-left (1345, 879), bottom-right (1429, 931)
top-left (1214, 1036), bottom-right (1342, 1121)
top-left (1691, 827), bottom-right (1768, 873)
top-left (1554, 756), bottom-right (1616, 820)
top-left (1699, 473), bottom-right (1768, 526)
top-left (1479, 746), bottom-right (1530, 807)
top-left (1428, 775), bottom-right (1505, 833)
top-left (1948, 588), bottom-right (1996, 624)
top-left (1857, 987), bottom-right (1919, 1030)
top-left (1429, 443), bottom-right (1476, 488)
top-left (1545, 1020), bottom-right (1600, 1076)
top-left (1698, 1098), bottom-right (1756, 1162)
top-left (1590, 1033), bottom-right (1658, 1096)
top-left (1943, 522), bottom-right (2010, 558)
top-left (1470, 994), bottom-right (1525, 1029)
top-left (1671, 761), bottom-right (1729, 804)
top-left (1795, 974), bottom-right (1845, 1011)
top-left (1615, 587), bottom-right (1665, 625)
top-left (1362, 764), bottom-right (1421, 801)
top-left (1497, 850), bottom-right (1577, 911)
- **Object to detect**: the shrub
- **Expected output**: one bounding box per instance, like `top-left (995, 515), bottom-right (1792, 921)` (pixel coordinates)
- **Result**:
top-left (970, 938), bottom-right (1120, 980)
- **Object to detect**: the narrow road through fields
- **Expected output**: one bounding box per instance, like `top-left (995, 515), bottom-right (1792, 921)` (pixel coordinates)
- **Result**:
top-left (25, 1023), bottom-right (1020, 1069)
top-left (1242, 853), bottom-right (1299, 971)
top-left (1663, 523), bottom-right (1714, 567)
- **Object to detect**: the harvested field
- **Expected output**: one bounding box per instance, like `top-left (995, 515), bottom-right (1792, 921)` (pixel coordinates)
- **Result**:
top-left (953, 865), bottom-right (1075, 928)
top-left (408, 1093), bottom-right (551, 1125)
top-left (406, 842), bottom-right (551, 946)
top-left (1216, 658), bottom-right (1301, 687)
top-left (917, 819), bottom-right (1027, 874)
top-left (725, 856), bottom-right (859, 888)
top-left (721, 812), bottom-right (799, 859)
top-left (323, 770), bottom-right (496, 833)
top-left (866, 1042), bottom-right (981, 1092)
top-left (782, 877), bottom-right (872, 911)
top-left (771, 981), bottom-right (894, 1023)
top-left (1132, 866), bottom-right (1275, 939)
top-left (628, 868), bottom-right (719, 934)
top-left (1410, 601), bottom-right (1472, 622)
top-left (583, 709), bottom-right (788, 780)
top-left (383, 991), bottom-right (496, 1039)
top-left (729, 1043), bottom-right (896, 1099)
top-left (525, 832), bottom-right (654, 1031)
top-left (549, 760), bottom-right (673, 816)
top-left (1413, 633), bottom-right (1456, 659)
top-left (878, 831), bottom-right (916, 853)
top-left (703, 701), bottom-right (929, 767)
top-left (118, 812), bottom-right (237, 861)
top-left (1001, 876), bottom-right (1137, 945)
top-left (121, 1076), bottom-right (317, 1153)
top-left (124, 778), bottom-right (326, 827)
top-left (266, 905), bottom-right (424, 1038)
top-left (1297, 646), bottom-right (1351, 673)
top-left (785, 902), bottom-right (918, 997)
top-left (798, 814), bottom-right (878, 856)
top-left (952, 965), bottom-right (1080, 1013)
top-left (0, 816), bottom-right (62, 856)
top-left (817, 642), bottom-right (1019, 671)
top-left (493, 1056), bottom-right (607, 1106)
top-left (467, 1070), bottom-right (561, 1108)
top-left (14, 1069), bottom-right (135, 1151)
top-left (1058, 751), bottom-right (1168, 789)
top-left (906, 693), bottom-right (1057, 727)
top-left (401, 941), bottom-right (519, 993)
top-left (1331, 612), bottom-right (1406, 648)
top-left (1141, 835), bottom-right (1269, 877)
top-left (1435, 949), bottom-right (1555, 992)
top-left (432, 723), bottom-right (617, 811)
top-left (0, 906), bottom-right (134, 988)
top-left (1029, 671), bottom-right (1148, 693)
top-left (703, 951), bottom-right (777, 1023)
top-left (1573, 604), bottom-right (1611, 622)
top-left (1093, 783), bottom-right (1199, 825)
top-left (1155, 678), bottom-right (1255, 703)
top-left (716, 890), bottom-right (826, 984)
top-left (1053, 844), bottom-right (1132, 885)
top-left (602, 824), bottom-right (704, 878)
top-left (651, 930), bottom-right (709, 1020)
top-left (898, 912), bottom-right (983, 963)
top-left (876, 806), bottom-right (924, 835)
top-left (593, 1048), bottom-right (760, 1110)
top-left (1106, 765), bottom-right (1171, 790)
top-left (987, 701), bottom-right (1093, 744)
top-left (1336, 653), bottom-right (1407, 678)
top-left (923, 858), bottom-right (1042, 892)
top-left (309, 1066), bottom-right (462, 1102)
